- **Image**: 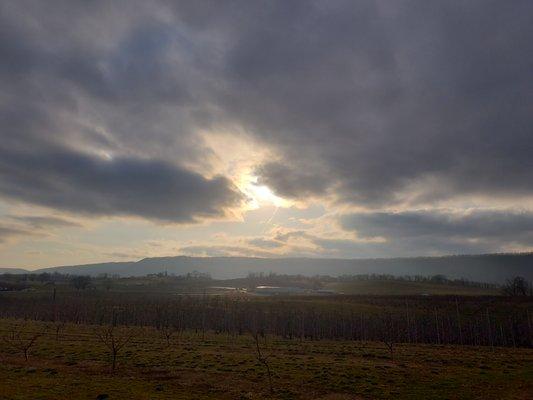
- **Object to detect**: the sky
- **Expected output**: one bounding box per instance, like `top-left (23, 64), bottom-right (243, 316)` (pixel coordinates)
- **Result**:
top-left (1, 0), bottom-right (533, 269)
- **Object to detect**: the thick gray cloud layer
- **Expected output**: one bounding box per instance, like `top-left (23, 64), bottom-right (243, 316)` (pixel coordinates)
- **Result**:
top-left (0, 147), bottom-right (241, 222)
top-left (0, 0), bottom-right (242, 222)
top-left (342, 210), bottom-right (533, 240)
top-left (340, 210), bottom-right (533, 255)
top-left (170, 0), bottom-right (533, 205)
top-left (1, 1), bottom-right (532, 252)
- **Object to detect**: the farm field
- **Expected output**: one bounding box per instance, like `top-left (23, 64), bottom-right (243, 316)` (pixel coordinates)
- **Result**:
top-left (1, 274), bottom-right (531, 399)
top-left (324, 280), bottom-right (500, 296)
top-left (0, 319), bottom-right (532, 400)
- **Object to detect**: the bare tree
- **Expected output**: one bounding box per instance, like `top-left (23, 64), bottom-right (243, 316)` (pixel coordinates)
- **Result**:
top-left (251, 331), bottom-right (274, 394)
top-left (71, 275), bottom-right (92, 290)
top-left (50, 321), bottom-right (66, 341)
top-left (2, 323), bottom-right (44, 361)
top-left (379, 313), bottom-right (397, 361)
top-left (383, 340), bottom-right (395, 361)
top-left (502, 277), bottom-right (530, 296)
top-left (159, 324), bottom-right (176, 347)
top-left (95, 325), bottom-right (134, 371)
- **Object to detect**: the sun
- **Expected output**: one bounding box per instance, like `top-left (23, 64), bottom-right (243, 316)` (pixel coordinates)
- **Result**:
top-left (239, 174), bottom-right (291, 209)
top-left (249, 183), bottom-right (287, 207)
top-left (197, 129), bottom-right (292, 210)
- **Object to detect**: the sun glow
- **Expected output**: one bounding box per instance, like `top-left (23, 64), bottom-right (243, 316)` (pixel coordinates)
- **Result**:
top-left (249, 183), bottom-right (286, 207)
top-left (197, 129), bottom-right (294, 211)
top-left (240, 175), bottom-right (291, 209)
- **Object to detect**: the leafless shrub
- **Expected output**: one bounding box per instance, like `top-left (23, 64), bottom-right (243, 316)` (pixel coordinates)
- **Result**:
top-left (502, 276), bottom-right (531, 296)
top-left (378, 313), bottom-right (397, 361)
top-left (51, 321), bottom-right (66, 341)
top-left (2, 323), bottom-right (45, 361)
top-left (95, 325), bottom-right (134, 371)
top-left (251, 330), bottom-right (274, 394)
top-left (159, 324), bottom-right (176, 347)
top-left (383, 340), bottom-right (394, 361)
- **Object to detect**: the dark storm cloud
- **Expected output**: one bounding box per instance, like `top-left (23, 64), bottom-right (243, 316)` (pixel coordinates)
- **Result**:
top-left (240, 209), bottom-right (533, 259)
top-left (341, 210), bottom-right (533, 240)
top-left (0, 0), bottom-right (242, 222)
top-left (1, 1), bottom-right (533, 230)
top-left (0, 147), bottom-right (242, 222)
top-left (255, 162), bottom-right (329, 199)
top-left (339, 210), bottom-right (533, 255)
top-left (171, 0), bottom-right (533, 205)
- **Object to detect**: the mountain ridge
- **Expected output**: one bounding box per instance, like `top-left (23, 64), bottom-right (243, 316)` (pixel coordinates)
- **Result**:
top-left (0, 267), bottom-right (29, 274)
top-left (1, 253), bottom-right (532, 283)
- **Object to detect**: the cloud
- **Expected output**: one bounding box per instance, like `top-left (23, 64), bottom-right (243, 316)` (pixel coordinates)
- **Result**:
top-left (103, 251), bottom-right (142, 259)
top-left (8, 215), bottom-right (81, 229)
top-left (170, 0), bottom-right (533, 206)
top-left (341, 210), bottom-right (533, 240)
top-left (1, 0), bottom-right (533, 258)
top-left (274, 230), bottom-right (313, 242)
top-left (0, 214), bottom-right (82, 245)
top-left (179, 244), bottom-right (277, 258)
top-left (0, 147), bottom-right (243, 223)
top-left (340, 209), bottom-right (533, 255)
top-left (0, 1), bottom-right (241, 223)
top-left (0, 225), bottom-right (35, 244)
top-left (247, 237), bottom-right (284, 249)
top-left (255, 162), bottom-right (329, 199)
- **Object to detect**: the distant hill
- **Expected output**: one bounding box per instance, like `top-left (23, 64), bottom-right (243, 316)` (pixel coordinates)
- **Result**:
top-left (0, 267), bottom-right (28, 274)
top-left (8, 253), bottom-right (532, 283)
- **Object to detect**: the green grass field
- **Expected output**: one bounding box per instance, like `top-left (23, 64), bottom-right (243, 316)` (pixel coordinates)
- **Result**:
top-left (0, 319), bottom-right (531, 400)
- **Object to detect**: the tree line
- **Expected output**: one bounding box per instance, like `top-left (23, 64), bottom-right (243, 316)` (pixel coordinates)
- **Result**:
top-left (0, 271), bottom-right (508, 290)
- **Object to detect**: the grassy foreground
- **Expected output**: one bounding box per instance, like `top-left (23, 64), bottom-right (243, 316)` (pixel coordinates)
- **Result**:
top-left (0, 319), bottom-right (532, 400)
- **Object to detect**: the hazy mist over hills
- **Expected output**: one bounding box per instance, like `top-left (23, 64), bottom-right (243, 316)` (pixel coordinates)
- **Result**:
top-left (3, 253), bottom-right (532, 283)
